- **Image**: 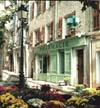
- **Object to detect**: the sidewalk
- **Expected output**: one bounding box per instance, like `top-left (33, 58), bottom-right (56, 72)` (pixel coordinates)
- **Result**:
top-left (1, 70), bottom-right (75, 94)
top-left (26, 78), bottom-right (75, 95)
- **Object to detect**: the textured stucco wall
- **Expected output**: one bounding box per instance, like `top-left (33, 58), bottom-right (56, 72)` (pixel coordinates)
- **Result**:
top-left (29, 1), bottom-right (91, 35)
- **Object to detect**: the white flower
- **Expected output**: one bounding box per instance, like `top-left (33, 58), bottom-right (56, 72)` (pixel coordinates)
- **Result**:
top-left (27, 98), bottom-right (44, 108)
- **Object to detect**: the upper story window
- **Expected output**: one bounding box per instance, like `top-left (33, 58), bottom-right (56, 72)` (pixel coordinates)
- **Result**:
top-left (93, 1), bottom-right (100, 30)
top-left (35, 27), bottom-right (45, 46)
top-left (58, 0), bottom-right (61, 3)
top-left (37, 1), bottom-right (41, 15)
top-left (58, 18), bottom-right (62, 39)
top-left (42, 1), bottom-right (46, 12)
top-left (29, 32), bottom-right (33, 47)
top-left (47, 21), bottom-right (54, 42)
top-left (35, 28), bottom-right (41, 45)
top-left (65, 12), bottom-right (79, 37)
top-left (40, 27), bottom-right (45, 43)
top-left (50, 0), bottom-right (55, 6)
top-left (31, 2), bottom-right (34, 19)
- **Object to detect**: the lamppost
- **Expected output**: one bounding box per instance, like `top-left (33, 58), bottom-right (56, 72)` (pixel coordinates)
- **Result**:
top-left (18, 4), bottom-right (28, 89)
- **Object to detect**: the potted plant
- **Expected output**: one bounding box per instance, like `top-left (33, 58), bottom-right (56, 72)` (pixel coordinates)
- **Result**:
top-left (64, 76), bottom-right (70, 85)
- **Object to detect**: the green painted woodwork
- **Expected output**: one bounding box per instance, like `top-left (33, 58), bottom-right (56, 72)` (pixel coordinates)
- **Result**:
top-left (50, 75), bottom-right (57, 82)
top-left (65, 50), bottom-right (71, 74)
top-left (38, 73), bottom-right (47, 81)
top-left (57, 74), bottom-right (65, 81)
top-left (50, 52), bottom-right (57, 73)
top-left (34, 36), bottom-right (87, 55)
top-left (47, 74), bottom-right (67, 82)
top-left (35, 36), bottom-right (88, 83)
top-left (58, 50), bottom-right (65, 74)
top-left (47, 74), bottom-right (58, 83)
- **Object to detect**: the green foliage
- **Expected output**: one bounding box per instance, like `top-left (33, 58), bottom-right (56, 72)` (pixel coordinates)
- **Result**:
top-left (74, 84), bottom-right (85, 93)
top-left (0, 0), bottom-right (17, 47)
top-left (0, 30), bottom-right (5, 47)
top-left (79, 0), bottom-right (98, 11)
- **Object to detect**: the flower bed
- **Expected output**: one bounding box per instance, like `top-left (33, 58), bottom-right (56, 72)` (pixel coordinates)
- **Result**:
top-left (0, 84), bottom-right (100, 108)
top-left (0, 93), bottom-right (28, 108)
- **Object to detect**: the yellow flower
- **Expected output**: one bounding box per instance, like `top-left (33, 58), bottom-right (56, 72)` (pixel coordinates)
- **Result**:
top-left (0, 92), bottom-right (28, 108)
top-left (83, 88), bottom-right (97, 96)
top-left (50, 100), bottom-right (65, 107)
top-left (7, 104), bottom-right (15, 108)
top-left (66, 96), bottom-right (88, 106)
top-left (0, 93), bottom-right (15, 103)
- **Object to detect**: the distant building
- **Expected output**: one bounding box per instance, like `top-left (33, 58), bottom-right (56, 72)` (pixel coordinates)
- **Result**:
top-left (2, 1), bottom-right (29, 80)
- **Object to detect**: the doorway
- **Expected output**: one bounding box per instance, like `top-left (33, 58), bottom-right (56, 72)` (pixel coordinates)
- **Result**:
top-left (59, 50), bottom-right (64, 74)
top-left (43, 55), bottom-right (50, 73)
top-left (77, 49), bottom-right (84, 84)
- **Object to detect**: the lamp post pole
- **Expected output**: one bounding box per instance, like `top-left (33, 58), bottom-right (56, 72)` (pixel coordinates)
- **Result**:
top-left (18, 4), bottom-right (28, 89)
top-left (19, 9), bottom-right (24, 89)
top-left (19, 16), bottom-right (24, 89)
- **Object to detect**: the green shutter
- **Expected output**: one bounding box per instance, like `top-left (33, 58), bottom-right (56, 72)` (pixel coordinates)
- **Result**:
top-left (50, 53), bottom-right (57, 73)
top-left (65, 50), bottom-right (71, 75)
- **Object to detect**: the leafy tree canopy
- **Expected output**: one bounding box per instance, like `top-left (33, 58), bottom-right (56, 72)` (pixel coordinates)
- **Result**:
top-left (79, 0), bottom-right (98, 11)
top-left (0, 0), bottom-right (16, 47)
top-left (0, 0), bottom-right (28, 47)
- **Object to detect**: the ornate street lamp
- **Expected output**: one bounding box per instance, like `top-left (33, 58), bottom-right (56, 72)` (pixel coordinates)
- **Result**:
top-left (18, 4), bottom-right (28, 89)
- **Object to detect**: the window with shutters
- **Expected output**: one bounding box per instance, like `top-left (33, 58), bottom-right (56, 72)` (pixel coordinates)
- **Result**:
top-left (31, 2), bottom-right (34, 19)
top-left (35, 28), bottom-right (41, 45)
top-left (42, 1), bottom-right (46, 12)
top-left (40, 27), bottom-right (45, 43)
top-left (47, 21), bottom-right (54, 42)
top-left (29, 32), bottom-right (33, 47)
top-left (58, 18), bottom-right (62, 39)
top-left (37, 1), bottom-right (41, 15)
top-left (50, 0), bottom-right (55, 6)
top-left (93, 1), bottom-right (100, 30)
top-left (65, 12), bottom-right (76, 37)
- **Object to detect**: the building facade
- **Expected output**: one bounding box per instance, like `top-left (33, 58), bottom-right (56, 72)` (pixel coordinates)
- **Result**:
top-left (2, 1), bottom-right (30, 80)
top-left (28, 1), bottom-right (92, 86)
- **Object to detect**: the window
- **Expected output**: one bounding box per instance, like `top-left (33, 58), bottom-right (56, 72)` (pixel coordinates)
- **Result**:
top-left (39, 55), bottom-right (50, 73)
top-left (37, 1), bottom-right (41, 15)
top-left (58, 0), bottom-right (61, 3)
top-left (40, 27), bottom-right (45, 43)
top-left (65, 12), bottom-right (76, 37)
top-left (47, 21), bottom-right (54, 41)
top-left (93, 1), bottom-right (100, 30)
top-left (50, 0), bottom-right (55, 6)
top-left (39, 59), bottom-right (43, 73)
top-left (29, 32), bottom-right (33, 47)
top-left (58, 50), bottom-right (64, 74)
top-left (31, 2), bottom-right (34, 19)
top-left (35, 28), bottom-right (40, 45)
top-left (42, 1), bottom-right (46, 12)
top-left (58, 18), bottom-right (62, 39)
top-left (43, 55), bottom-right (50, 73)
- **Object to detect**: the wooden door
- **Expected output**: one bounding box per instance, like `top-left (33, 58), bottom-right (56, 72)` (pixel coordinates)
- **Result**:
top-left (77, 49), bottom-right (84, 84)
